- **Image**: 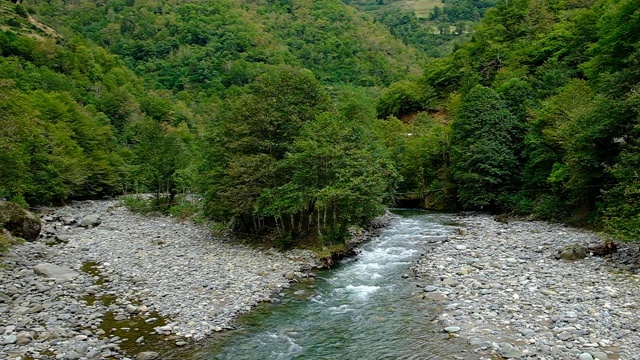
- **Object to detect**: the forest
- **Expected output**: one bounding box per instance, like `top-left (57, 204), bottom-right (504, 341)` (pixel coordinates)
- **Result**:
top-left (1, 0), bottom-right (639, 246)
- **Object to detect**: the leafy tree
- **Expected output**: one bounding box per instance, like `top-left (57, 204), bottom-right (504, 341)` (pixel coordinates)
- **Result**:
top-left (269, 113), bottom-right (397, 242)
top-left (376, 80), bottom-right (435, 119)
top-left (201, 65), bottom-right (331, 233)
top-left (132, 119), bottom-right (191, 203)
top-left (450, 85), bottom-right (520, 208)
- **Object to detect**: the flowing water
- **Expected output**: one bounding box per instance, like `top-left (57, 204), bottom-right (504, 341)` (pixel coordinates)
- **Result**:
top-left (177, 210), bottom-right (475, 360)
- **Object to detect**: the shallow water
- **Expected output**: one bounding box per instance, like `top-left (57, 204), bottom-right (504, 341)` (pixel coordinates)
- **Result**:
top-left (175, 210), bottom-right (475, 360)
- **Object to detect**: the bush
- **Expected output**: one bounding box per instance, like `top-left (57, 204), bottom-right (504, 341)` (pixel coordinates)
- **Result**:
top-left (497, 192), bottom-right (534, 215)
top-left (6, 18), bottom-right (21, 28)
top-left (15, 4), bottom-right (28, 18)
top-left (533, 194), bottom-right (569, 221)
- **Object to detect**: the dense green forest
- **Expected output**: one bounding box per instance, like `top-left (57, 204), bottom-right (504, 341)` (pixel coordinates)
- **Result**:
top-left (1, 0), bottom-right (639, 245)
top-left (344, 0), bottom-right (496, 56)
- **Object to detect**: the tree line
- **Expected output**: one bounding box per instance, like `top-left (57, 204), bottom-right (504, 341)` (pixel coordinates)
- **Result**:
top-left (2, 0), bottom-right (639, 246)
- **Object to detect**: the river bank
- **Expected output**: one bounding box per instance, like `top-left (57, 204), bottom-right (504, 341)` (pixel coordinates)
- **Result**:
top-left (0, 200), bottom-right (322, 360)
top-left (414, 213), bottom-right (640, 360)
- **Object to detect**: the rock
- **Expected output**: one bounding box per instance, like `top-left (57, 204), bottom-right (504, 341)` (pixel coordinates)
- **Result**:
top-left (2, 334), bottom-right (17, 345)
top-left (136, 351), bottom-right (159, 360)
top-left (424, 291), bottom-right (447, 302)
top-left (424, 285), bottom-right (438, 292)
top-left (444, 326), bottom-right (461, 333)
top-left (55, 234), bottom-right (71, 243)
top-left (441, 278), bottom-right (458, 287)
top-left (33, 263), bottom-right (80, 280)
top-left (126, 304), bottom-right (140, 314)
top-left (80, 214), bottom-right (101, 227)
top-left (590, 352), bottom-right (608, 360)
top-left (498, 342), bottom-right (522, 358)
top-left (455, 245), bottom-right (467, 250)
top-left (60, 216), bottom-right (76, 225)
top-left (556, 244), bottom-right (587, 260)
top-left (579, 353), bottom-right (594, 360)
top-left (557, 331), bottom-right (574, 341)
top-left (66, 351), bottom-right (82, 359)
top-left (75, 342), bottom-right (89, 354)
top-left (284, 272), bottom-right (295, 280)
top-left (86, 351), bottom-right (101, 360)
top-left (15, 332), bottom-right (33, 345)
top-left (457, 266), bottom-right (475, 275)
top-left (494, 214), bottom-right (510, 223)
top-left (0, 200), bottom-right (42, 241)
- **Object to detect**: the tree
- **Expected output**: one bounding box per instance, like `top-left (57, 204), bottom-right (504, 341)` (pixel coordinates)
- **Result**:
top-left (201, 65), bottom-right (331, 233)
top-left (450, 85), bottom-right (520, 208)
top-left (376, 80), bottom-right (435, 119)
top-left (268, 113), bottom-right (397, 242)
top-left (132, 119), bottom-right (190, 203)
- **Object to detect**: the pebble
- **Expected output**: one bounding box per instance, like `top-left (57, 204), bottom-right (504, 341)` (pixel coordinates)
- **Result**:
top-left (413, 214), bottom-right (640, 360)
top-left (0, 199), bottom-right (321, 359)
top-left (444, 326), bottom-right (461, 333)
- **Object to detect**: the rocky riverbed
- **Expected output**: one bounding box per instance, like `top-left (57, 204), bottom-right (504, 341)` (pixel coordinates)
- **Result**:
top-left (0, 200), bottom-right (321, 360)
top-left (414, 213), bottom-right (640, 360)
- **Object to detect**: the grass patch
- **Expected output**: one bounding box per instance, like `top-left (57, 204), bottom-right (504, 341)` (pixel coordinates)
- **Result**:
top-left (312, 243), bottom-right (348, 260)
top-left (413, 0), bottom-right (444, 18)
top-left (120, 195), bottom-right (204, 221)
top-left (0, 230), bottom-right (23, 253)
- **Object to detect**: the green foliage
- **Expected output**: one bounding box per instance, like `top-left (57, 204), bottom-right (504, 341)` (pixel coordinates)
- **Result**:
top-left (202, 65), bottom-right (332, 230)
top-left (405, 0), bottom-right (640, 237)
top-left (450, 85), bottom-right (521, 208)
top-left (15, 5), bottom-right (28, 18)
top-left (202, 66), bottom-right (396, 243)
top-left (31, 0), bottom-right (420, 90)
top-left (376, 80), bottom-right (435, 119)
top-left (344, 0), bottom-right (495, 57)
top-left (371, 113), bottom-right (454, 208)
top-left (122, 194), bottom-right (202, 219)
top-left (131, 119), bottom-right (192, 202)
top-left (0, 28), bottom-right (201, 205)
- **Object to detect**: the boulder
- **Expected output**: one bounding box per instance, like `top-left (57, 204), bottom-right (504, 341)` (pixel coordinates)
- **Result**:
top-left (33, 263), bottom-right (79, 280)
top-left (136, 351), bottom-right (159, 360)
top-left (0, 201), bottom-right (42, 241)
top-left (79, 214), bottom-right (101, 227)
top-left (15, 332), bottom-right (33, 346)
top-left (498, 342), bottom-right (522, 358)
top-left (556, 244), bottom-right (587, 261)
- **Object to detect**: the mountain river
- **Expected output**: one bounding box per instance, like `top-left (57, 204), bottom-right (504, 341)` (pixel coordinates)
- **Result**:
top-left (172, 210), bottom-right (476, 360)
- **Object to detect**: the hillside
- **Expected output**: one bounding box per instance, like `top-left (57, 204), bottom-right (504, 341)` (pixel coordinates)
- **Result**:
top-left (383, 0), bottom-right (640, 240)
top-left (343, 0), bottom-right (496, 56)
top-left (28, 0), bottom-right (422, 90)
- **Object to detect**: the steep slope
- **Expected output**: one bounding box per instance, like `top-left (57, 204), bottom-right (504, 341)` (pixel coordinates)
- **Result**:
top-left (29, 0), bottom-right (422, 90)
top-left (0, 2), bottom-right (197, 204)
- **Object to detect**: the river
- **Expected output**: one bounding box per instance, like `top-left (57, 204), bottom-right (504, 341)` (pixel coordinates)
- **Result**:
top-left (174, 210), bottom-right (476, 360)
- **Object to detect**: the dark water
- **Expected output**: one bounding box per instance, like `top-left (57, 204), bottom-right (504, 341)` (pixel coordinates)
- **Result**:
top-left (176, 211), bottom-right (475, 360)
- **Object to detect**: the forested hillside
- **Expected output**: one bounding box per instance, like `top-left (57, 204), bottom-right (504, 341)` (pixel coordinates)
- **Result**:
top-left (343, 0), bottom-right (496, 56)
top-left (30, 0), bottom-right (421, 90)
top-left (0, 0), bottom-right (421, 245)
top-left (384, 0), bottom-right (640, 240)
top-left (2, 0), bottom-right (639, 246)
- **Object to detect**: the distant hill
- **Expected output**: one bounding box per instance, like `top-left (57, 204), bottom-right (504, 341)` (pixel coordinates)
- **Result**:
top-left (342, 0), bottom-right (496, 57)
top-left (27, 0), bottom-right (424, 91)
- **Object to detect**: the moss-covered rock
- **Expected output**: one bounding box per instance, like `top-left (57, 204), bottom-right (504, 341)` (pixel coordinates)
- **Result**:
top-left (555, 244), bottom-right (587, 261)
top-left (0, 201), bottom-right (41, 241)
